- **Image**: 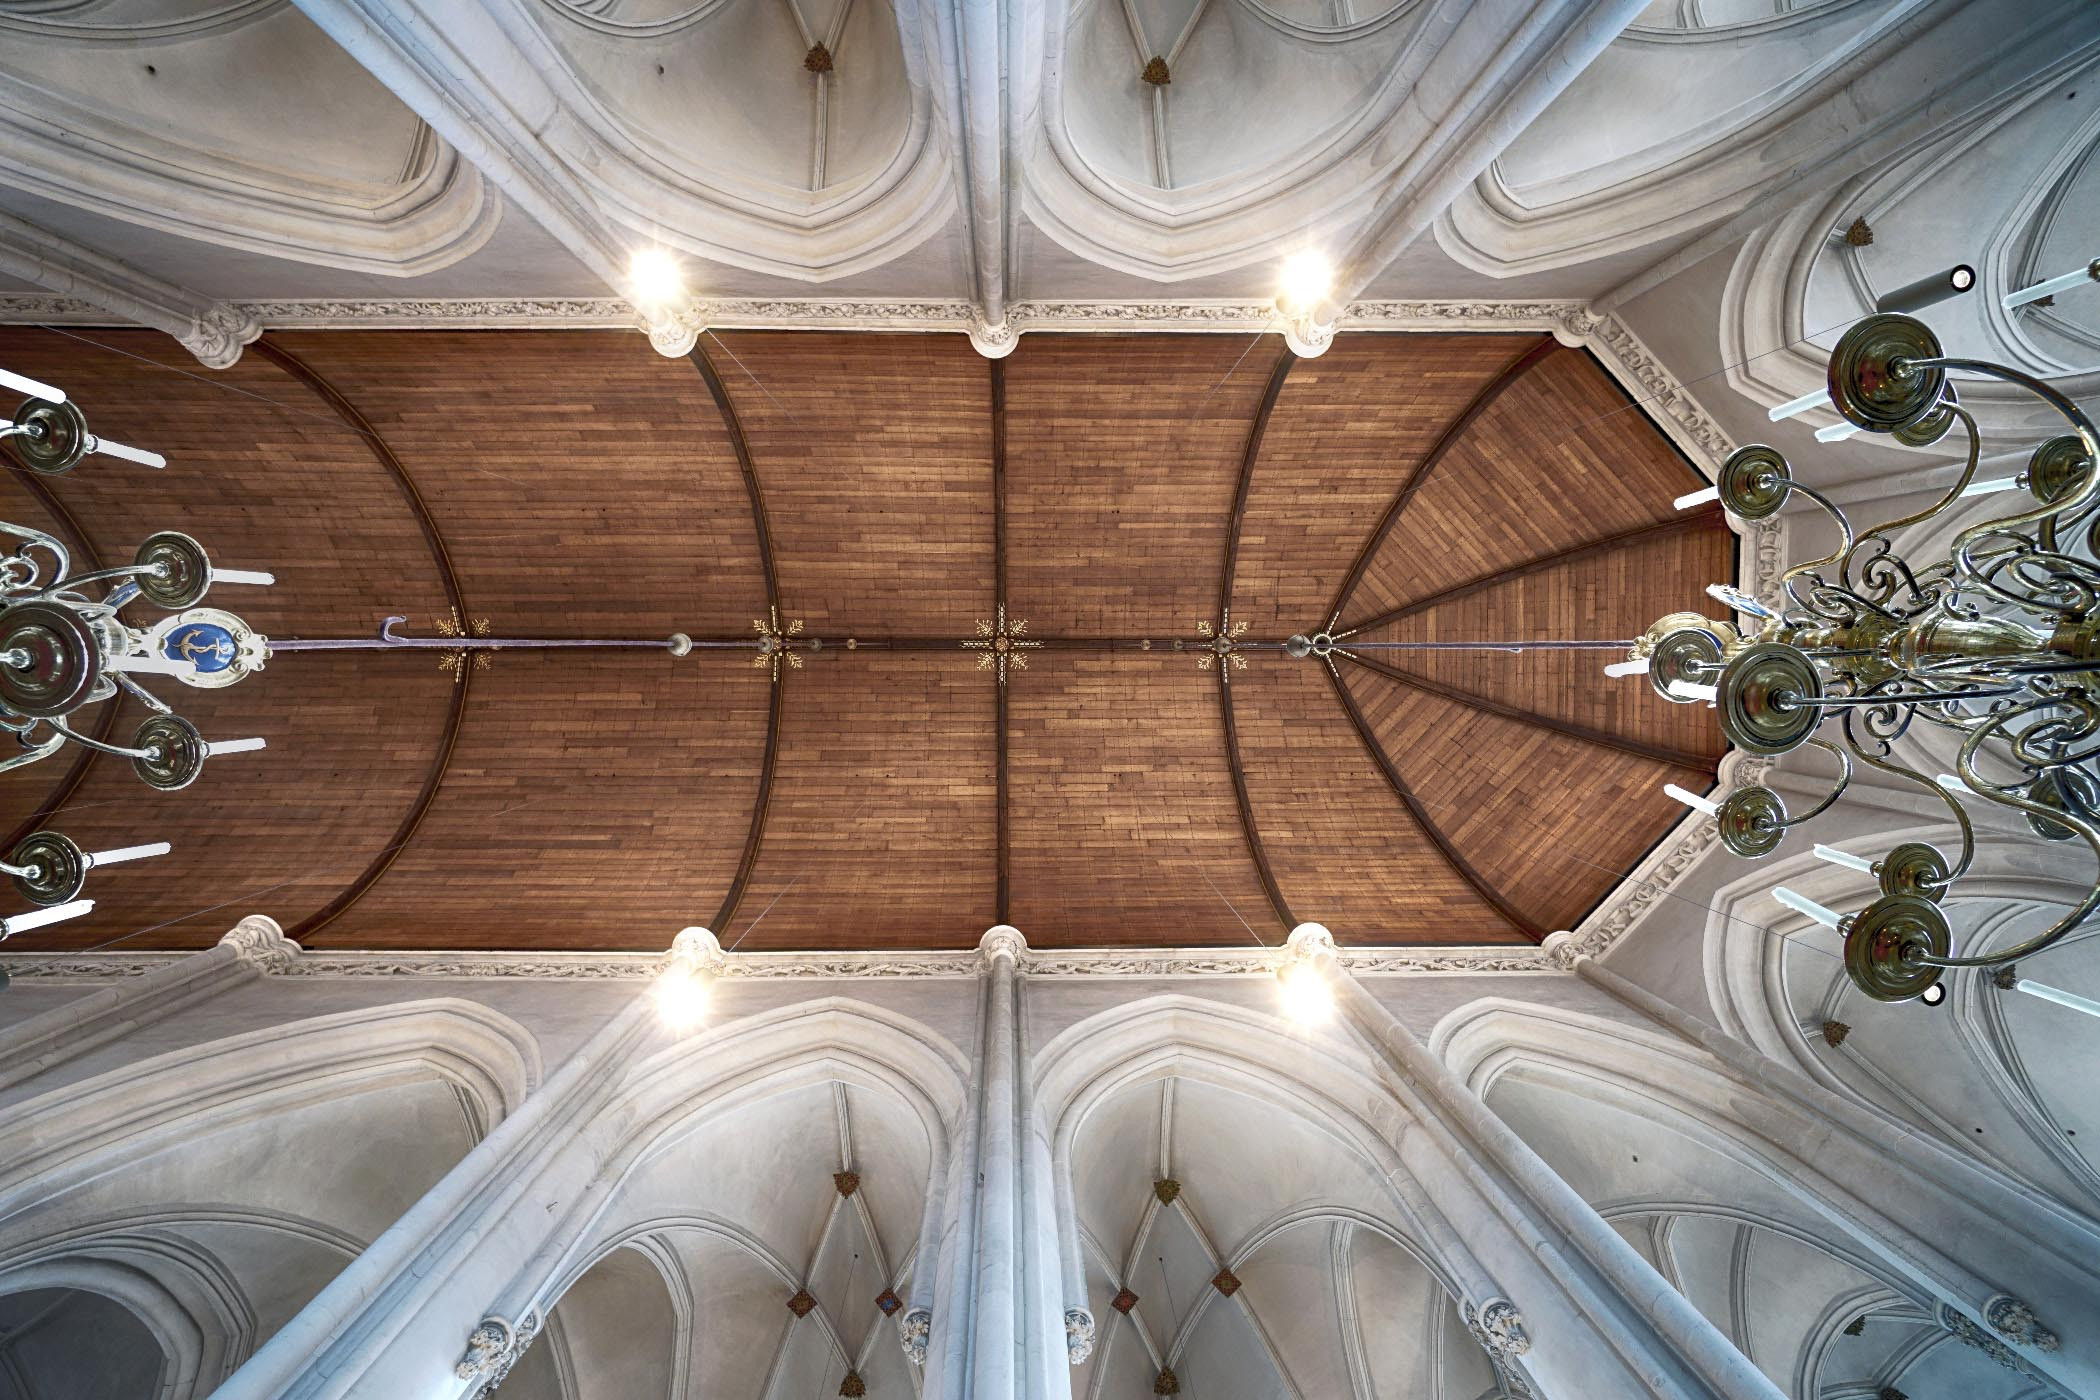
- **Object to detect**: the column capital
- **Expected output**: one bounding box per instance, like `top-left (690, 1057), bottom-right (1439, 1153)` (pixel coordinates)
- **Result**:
top-left (1540, 930), bottom-right (1581, 970)
top-left (668, 924), bottom-right (725, 972)
top-left (897, 1306), bottom-right (931, 1367)
top-left (1064, 1307), bottom-right (1096, 1365)
top-left (1284, 921), bottom-right (1337, 960)
top-left (978, 924), bottom-right (1027, 967)
top-left (219, 916), bottom-right (299, 974)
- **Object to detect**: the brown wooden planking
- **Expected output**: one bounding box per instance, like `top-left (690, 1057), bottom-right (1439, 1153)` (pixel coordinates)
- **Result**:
top-left (325, 653), bottom-right (770, 949)
top-left (1002, 334), bottom-right (1279, 636)
top-left (718, 653), bottom-right (996, 951)
top-left (1343, 664), bottom-right (1693, 931)
top-left (1230, 657), bottom-right (1520, 942)
top-left (1233, 335), bottom-right (1534, 635)
top-left (271, 330), bottom-right (763, 637)
top-left (705, 331), bottom-right (994, 636)
top-left (1007, 657), bottom-right (1277, 945)
top-left (1342, 350), bottom-right (1710, 626)
top-left (2, 652), bottom-right (449, 949)
top-left (0, 326), bottom-right (1726, 951)
top-left (1352, 523), bottom-right (1734, 762)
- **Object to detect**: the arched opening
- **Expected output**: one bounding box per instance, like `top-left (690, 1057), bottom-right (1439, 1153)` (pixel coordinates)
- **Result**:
top-left (0, 1287), bottom-right (169, 1400)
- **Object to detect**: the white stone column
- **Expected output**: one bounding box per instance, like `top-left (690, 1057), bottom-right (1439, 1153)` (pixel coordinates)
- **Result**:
top-left (1553, 937), bottom-right (2100, 1396)
top-left (1285, 924), bottom-right (1785, 1400)
top-left (0, 914), bottom-right (298, 1095)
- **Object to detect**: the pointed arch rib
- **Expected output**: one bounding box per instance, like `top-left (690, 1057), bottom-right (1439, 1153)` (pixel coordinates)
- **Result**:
top-left (693, 339), bottom-right (783, 935)
top-left (1219, 347), bottom-right (1298, 933)
top-left (1320, 660), bottom-right (1538, 940)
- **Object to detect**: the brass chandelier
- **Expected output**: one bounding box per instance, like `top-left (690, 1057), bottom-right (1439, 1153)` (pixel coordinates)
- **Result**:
top-left (1619, 293), bottom-right (2098, 1011)
top-left (1, 368), bottom-right (272, 939)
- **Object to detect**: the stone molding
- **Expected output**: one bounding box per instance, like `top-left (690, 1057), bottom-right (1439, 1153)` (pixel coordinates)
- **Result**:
top-left (0, 941), bottom-right (1561, 982)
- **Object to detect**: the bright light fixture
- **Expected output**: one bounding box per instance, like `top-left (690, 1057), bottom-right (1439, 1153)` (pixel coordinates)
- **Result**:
top-left (1276, 251), bottom-right (1333, 317)
top-left (654, 963), bottom-right (711, 1032)
top-left (628, 248), bottom-right (687, 311)
top-left (1276, 960), bottom-right (1333, 1025)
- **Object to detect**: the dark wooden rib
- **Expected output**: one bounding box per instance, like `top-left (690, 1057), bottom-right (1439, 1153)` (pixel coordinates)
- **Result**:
top-left (253, 337), bottom-right (472, 942)
top-left (1321, 336), bottom-right (1558, 630)
top-left (694, 338), bottom-right (785, 936)
top-left (1217, 347), bottom-right (1298, 933)
top-left (991, 357), bottom-right (1010, 925)
top-left (1321, 658), bottom-right (1540, 940)
top-left (1337, 649), bottom-right (1714, 773)
top-left (1337, 512), bottom-right (1719, 638)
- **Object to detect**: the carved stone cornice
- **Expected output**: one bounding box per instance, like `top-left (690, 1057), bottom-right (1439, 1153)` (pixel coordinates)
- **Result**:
top-left (0, 941), bottom-right (1560, 982)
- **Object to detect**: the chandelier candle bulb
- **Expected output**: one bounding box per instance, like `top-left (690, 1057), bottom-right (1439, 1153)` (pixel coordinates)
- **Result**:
top-left (1874, 264), bottom-right (1976, 315)
top-left (1774, 886), bottom-right (1845, 929)
top-left (2, 899), bottom-right (93, 938)
top-left (1769, 387), bottom-right (1830, 422)
top-left (1813, 844), bottom-right (1877, 875)
top-left (1668, 680), bottom-right (1719, 703)
top-left (1663, 783), bottom-right (1722, 817)
top-left (85, 436), bottom-right (166, 469)
top-left (1958, 476), bottom-right (2022, 499)
top-left (1603, 657), bottom-right (1651, 678)
top-left (2003, 975), bottom-right (2100, 1023)
top-left (1673, 486), bottom-right (1721, 510)
top-left (85, 842), bottom-right (170, 868)
top-left (1815, 421), bottom-right (1864, 443)
top-left (210, 568), bottom-right (275, 587)
top-left (2003, 257), bottom-right (2099, 310)
top-left (0, 367), bottom-right (65, 404)
top-left (203, 737), bottom-right (266, 757)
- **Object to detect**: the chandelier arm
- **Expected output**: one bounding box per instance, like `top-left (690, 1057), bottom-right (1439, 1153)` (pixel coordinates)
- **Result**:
top-left (1843, 708), bottom-right (1977, 883)
top-left (112, 672), bottom-right (173, 716)
top-left (1, 521), bottom-right (69, 591)
top-left (44, 717), bottom-right (154, 761)
top-left (1843, 405), bottom-right (1983, 589)
top-left (1778, 482), bottom-right (1857, 618)
top-left (1917, 706), bottom-right (2100, 967)
top-left (1908, 358), bottom-right (2100, 594)
top-left (0, 733), bottom-right (64, 775)
top-left (1775, 739), bottom-right (1853, 828)
top-left (35, 564), bottom-right (160, 598)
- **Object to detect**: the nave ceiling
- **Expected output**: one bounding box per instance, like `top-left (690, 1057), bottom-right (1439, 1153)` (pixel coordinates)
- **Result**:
top-left (0, 323), bottom-right (1727, 952)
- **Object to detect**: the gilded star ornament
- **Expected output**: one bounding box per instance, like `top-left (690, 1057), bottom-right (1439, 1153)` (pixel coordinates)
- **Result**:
top-left (753, 607), bottom-right (804, 681)
top-left (434, 612), bottom-right (493, 680)
top-left (963, 605), bottom-right (1039, 685)
top-left (1194, 614), bottom-right (1248, 674)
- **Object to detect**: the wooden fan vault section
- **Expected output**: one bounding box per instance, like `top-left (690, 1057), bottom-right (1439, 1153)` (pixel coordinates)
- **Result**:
top-left (0, 327), bottom-right (1731, 953)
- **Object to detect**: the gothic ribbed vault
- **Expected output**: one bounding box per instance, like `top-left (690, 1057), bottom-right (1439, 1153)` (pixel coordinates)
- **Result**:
top-left (0, 324), bottom-right (1729, 951)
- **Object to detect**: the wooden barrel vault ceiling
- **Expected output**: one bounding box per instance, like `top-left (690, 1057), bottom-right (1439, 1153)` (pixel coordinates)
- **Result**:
top-left (0, 326), bottom-right (1732, 953)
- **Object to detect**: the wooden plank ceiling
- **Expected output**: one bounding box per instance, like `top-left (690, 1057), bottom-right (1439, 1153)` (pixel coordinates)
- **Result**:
top-left (0, 326), bottom-right (1731, 952)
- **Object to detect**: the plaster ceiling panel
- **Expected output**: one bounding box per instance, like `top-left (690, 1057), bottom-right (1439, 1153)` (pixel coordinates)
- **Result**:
top-left (721, 653), bottom-right (997, 950)
top-left (805, 1198), bottom-right (885, 1360)
top-left (1232, 656), bottom-right (1514, 940)
top-left (1165, 1079), bottom-right (1390, 1246)
top-left (1228, 1219), bottom-right (1349, 1399)
top-left (704, 330), bottom-right (993, 635)
top-left (1008, 658), bottom-right (1273, 946)
top-left (0, 1289), bottom-right (164, 1400)
top-left (673, 1230), bottom-right (799, 1398)
top-left (0, 3), bottom-right (495, 273)
top-left (1058, 0), bottom-right (1421, 191)
top-left (267, 329), bottom-right (767, 636)
top-left (1232, 333), bottom-right (1529, 637)
top-left (1087, 1307), bottom-right (1166, 1397)
top-left (537, 0), bottom-right (915, 195)
top-left (838, 1084), bottom-right (934, 1264)
top-left (1123, 1201), bottom-right (1215, 1343)
top-left (539, 1248), bottom-right (678, 1400)
top-left (1172, 1278), bottom-right (1291, 1400)
top-left (645, 1082), bottom-right (844, 1266)
top-left (1002, 333), bottom-right (1274, 637)
top-left (1073, 1080), bottom-right (1164, 1271)
top-left (1345, 1225), bottom-right (1487, 1397)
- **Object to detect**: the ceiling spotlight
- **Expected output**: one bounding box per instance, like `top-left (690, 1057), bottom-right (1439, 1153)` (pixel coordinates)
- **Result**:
top-left (654, 963), bottom-right (711, 1032)
top-left (1276, 960), bottom-right (1333, 1026)
top-left (628, 248), bottom-right (687, 311)
top-left (1275, 251), bottom-right (1333, 318)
